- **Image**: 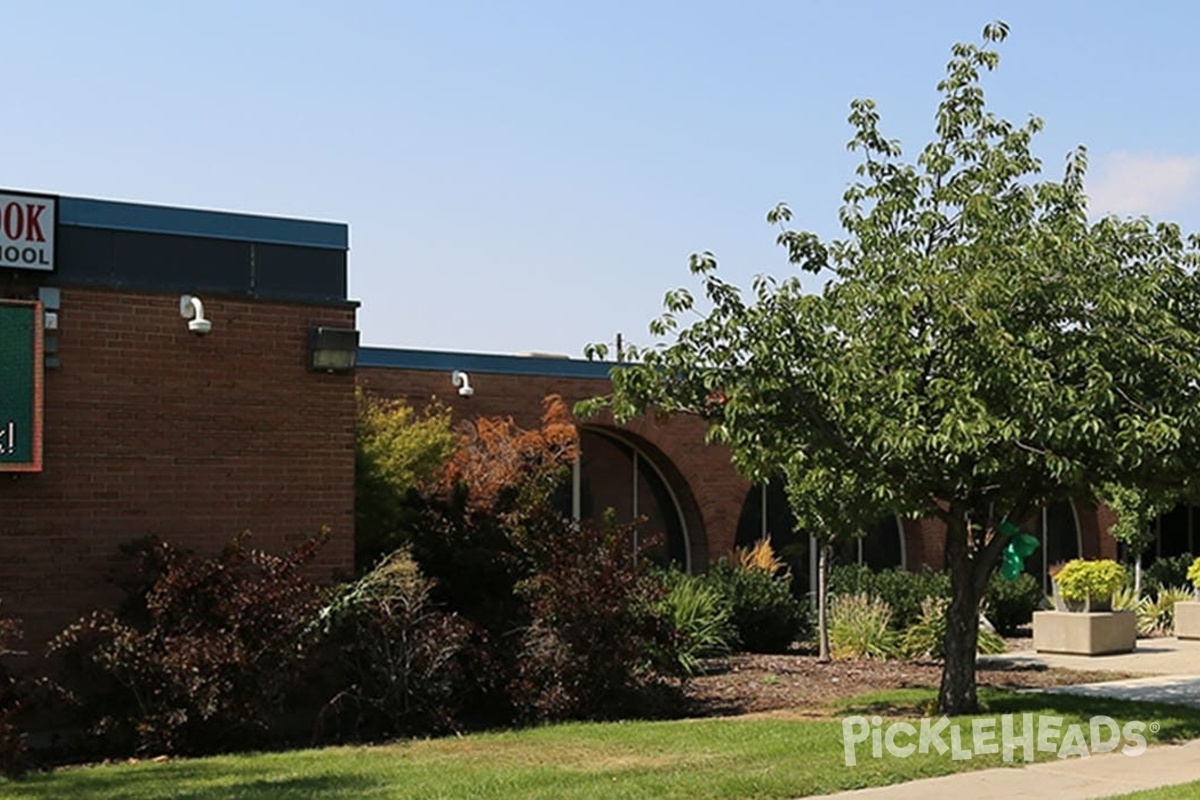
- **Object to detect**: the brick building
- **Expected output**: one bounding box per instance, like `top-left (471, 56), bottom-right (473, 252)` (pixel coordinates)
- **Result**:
top-left (1, 191), bottom-right (358, 645)
top-left (355, 347), bottom-right (1120, 598)
top-left (0, 189), bottom-right (1170, 647)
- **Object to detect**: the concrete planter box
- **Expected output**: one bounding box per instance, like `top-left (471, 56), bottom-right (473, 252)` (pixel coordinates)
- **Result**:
top-left (1175, 601), bottom-right (1200, 640)
top-left (1032, 610), bottom-right (1136, 655)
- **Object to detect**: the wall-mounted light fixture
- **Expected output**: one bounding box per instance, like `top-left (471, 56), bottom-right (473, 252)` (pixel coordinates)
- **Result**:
top-left (308, 326), bottom-right (360, 372)
top-left (451, 370), bottom-right (474, 397)
top-left (179, 295), bottom-right (212, 336)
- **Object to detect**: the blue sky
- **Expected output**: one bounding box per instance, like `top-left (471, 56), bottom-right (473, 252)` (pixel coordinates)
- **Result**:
top-left (6, 2), bottom-right (1199, 356)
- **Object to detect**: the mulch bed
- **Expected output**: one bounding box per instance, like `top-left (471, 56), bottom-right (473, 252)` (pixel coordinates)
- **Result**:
top-left (680, 650), bottom-right (1137, 718)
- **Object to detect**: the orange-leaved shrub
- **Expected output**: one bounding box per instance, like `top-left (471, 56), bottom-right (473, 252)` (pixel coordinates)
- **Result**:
top-left (413, 396), bottom-right (683, 721)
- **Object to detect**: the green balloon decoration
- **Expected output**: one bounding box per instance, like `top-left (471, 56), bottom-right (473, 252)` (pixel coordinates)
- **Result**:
top-left (997, 520), bottom-right (1040, 582)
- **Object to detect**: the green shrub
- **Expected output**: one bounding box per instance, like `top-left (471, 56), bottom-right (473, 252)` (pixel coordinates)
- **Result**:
top-left (0, 605), bottom-right (38, 777)
top-left (983, 572), bottom-right (1042, 635)
top-left (1187, 557), bottom-right (1200, 590)
top-left (1142, 585), bottom-right (1195, 636)
top-left (1111, 586), bottom-right (1155, 637)
top-left (311, 548), bottom-right (478, 739)
top-left (1113, 584), bottom-right (1195, 638)
top-left (1053, 559), bottom-right (1126, 606)
top-left (1140, 553), bottom-right (1195, 593)
top-left (829, 593), bottom-right (897, 659)
top-left (901, 596), bottom-right (1006, 660)
top-left (656, 572), bottom-right (733, 677)
top-left (355, 391), bottom-right (457, 572)
top-left (829, 565), bottom-right (950, 630)
top-left (702, 561), bottom-right (809, 653)
top-left (397, 398), bottom-right (684, 723)
top-left (409, 396), bottom-right (577, 638)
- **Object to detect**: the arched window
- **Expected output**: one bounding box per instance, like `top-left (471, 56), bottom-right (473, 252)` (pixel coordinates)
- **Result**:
top-left (833, 516), bottom-right (906, 572)
top-left (734, 481), bottom-right (906, 595)
top-left (735, 481), bottom-right (810, 595)
top-left (571, 428), bottom-right (690, 570)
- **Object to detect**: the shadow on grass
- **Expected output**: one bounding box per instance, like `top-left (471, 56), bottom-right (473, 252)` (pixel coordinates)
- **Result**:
top-left (4, 761), bottom-right (387, 800)
top-left (837, 688), bottom-right (933, 717)
top-left (980, 691), bottom-right (1200, 743)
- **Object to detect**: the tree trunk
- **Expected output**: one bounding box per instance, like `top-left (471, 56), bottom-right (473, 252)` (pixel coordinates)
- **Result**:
top-left (1134, 551), bottom-right (1143, 599)
top-left (817, 541), bottom-right (831, 662)
top-left (938, 512), bottom-right (983, 715)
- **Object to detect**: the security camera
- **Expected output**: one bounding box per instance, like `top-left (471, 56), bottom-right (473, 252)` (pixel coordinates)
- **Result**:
top-left (188, 317), bottom-right (213, 335)
top-left (451, 370), bottom-right (474, 397)
top-left (180, 294), bottom-right (212, 336)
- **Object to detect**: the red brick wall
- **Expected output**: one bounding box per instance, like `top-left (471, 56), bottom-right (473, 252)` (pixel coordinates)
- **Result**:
top-left (1079, 500), bottom-right (1118, 560)
top-left (904, 517), bottom-right (945, 571)
top-left (1, 287), bottom-right (357, 645)
top-left (356, 366), bottom-right (752, 571)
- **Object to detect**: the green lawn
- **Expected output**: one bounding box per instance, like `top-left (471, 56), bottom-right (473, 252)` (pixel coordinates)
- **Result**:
top-left (1106, 781), bottom-right (1200, 799)
top-left (3, 689), bottom-right (1199, 800)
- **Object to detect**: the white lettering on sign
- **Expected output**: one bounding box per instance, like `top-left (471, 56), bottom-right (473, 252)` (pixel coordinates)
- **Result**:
top-left (0, 192), bottom-right (55, 271)
top-left (0, 420), bottom-right (13, 455)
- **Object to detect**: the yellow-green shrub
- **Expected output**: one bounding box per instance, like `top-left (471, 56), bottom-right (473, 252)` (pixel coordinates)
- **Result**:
top-left (901, 596), bottom-right (1006, 659)
top-left (1144, 586), bottom-right (1195, 635)
top-left (1187, 556), bottom-right (1200, 590)
top-left (1053, 559), bottom-right (1126, 605)
top-left (829, 593), bottom-right (897, 659)
top-left (354, 391), bottom-right (456, 571)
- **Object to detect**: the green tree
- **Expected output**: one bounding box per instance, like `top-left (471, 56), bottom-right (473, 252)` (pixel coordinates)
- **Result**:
top-left (1100, 485), bottom-right (1177, 598)
top-left (581, 22), bottom-right (1200, 714)
top-left (354, 390), bottom-right (457, 571)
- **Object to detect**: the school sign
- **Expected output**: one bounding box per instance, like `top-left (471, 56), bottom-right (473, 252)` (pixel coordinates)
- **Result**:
top-left (0, 301), bottom-right (43, 471)
top-left (0, 191), bottom-right (55, 271)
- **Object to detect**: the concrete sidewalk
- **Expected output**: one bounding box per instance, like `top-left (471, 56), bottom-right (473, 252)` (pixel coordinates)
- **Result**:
top-left (813, 637), bottom-right (1200, 799)
top-left (980, 636), bottom-right (1200, 677)
top-left (1035, 675), bottom-right (1200, 708)
top-left (814, 738), bottom-right (1200, 798)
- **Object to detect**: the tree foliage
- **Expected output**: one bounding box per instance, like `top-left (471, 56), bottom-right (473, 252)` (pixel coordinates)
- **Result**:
top-left (355, 390), bottom-right (457, 570)
top-left (581, 22), bottom-right (1200, 714)
top-left (436, 395), bottom-right (578, 514)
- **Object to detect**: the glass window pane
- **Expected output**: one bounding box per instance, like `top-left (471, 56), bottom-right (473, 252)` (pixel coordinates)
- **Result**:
top-left (578, 431), bottom-right (634, 522)
top-left (577, 429), bottom-right (688, 569)
top-left (1044, 501), bottom-right (1080, 567)
top-left (1158, 504), bottom-right (1191, 559)
top-left (863, 517), bottom-right (904, 571)
top-left (635, 456), bottom-right (687, 567)
top-left (735, 480), bottom-right (809, 594)
top-left (735, 487), bottom-right (766, 549)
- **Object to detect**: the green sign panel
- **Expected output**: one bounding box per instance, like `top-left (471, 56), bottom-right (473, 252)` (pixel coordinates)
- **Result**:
top-left (0, 301), bottom-right (42, 471)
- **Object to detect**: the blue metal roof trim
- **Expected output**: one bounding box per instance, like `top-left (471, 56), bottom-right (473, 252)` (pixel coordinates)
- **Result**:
top-left (357, 346), bottom-right (619, 379)
top-left (58, 196), bottom-right (349, 250)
